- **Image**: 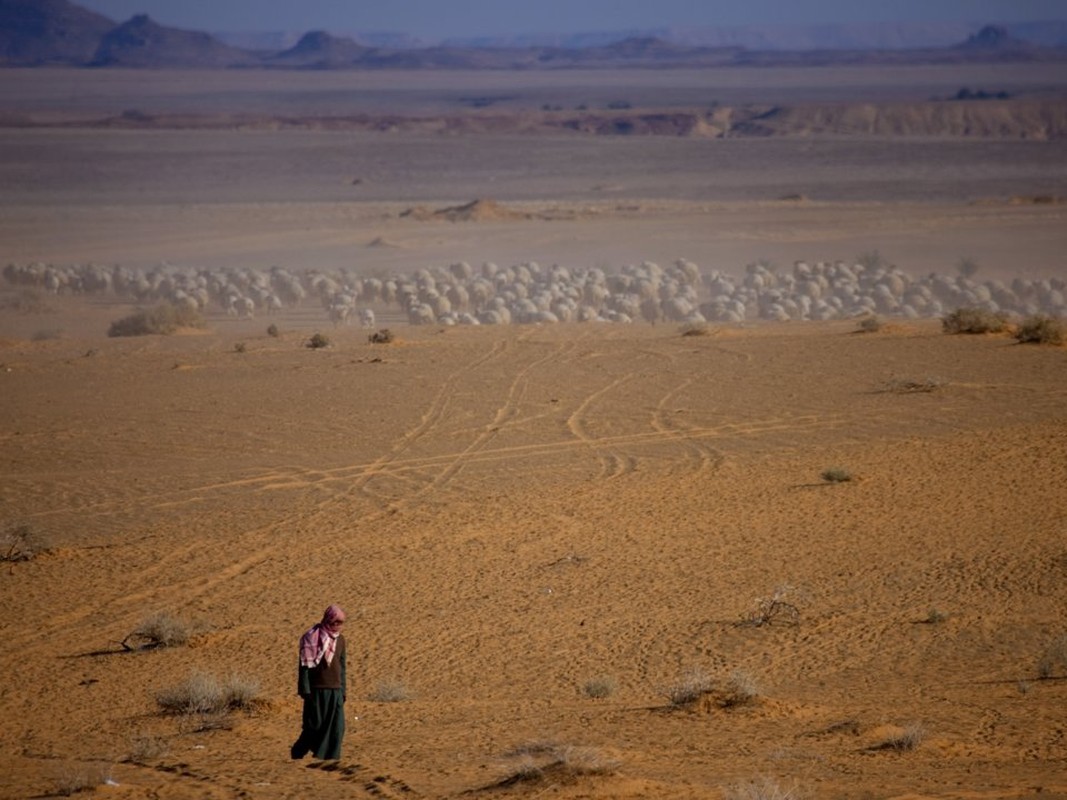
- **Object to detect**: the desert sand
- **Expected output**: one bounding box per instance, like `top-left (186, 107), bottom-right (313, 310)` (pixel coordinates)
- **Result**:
top-left (1, 65), bottom-right (1066, 800)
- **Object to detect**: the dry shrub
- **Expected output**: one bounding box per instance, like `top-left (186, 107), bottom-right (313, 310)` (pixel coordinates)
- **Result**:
top-left (155, 671), bottom-right (261, 716)
top-left (881, 376), bottom-right (947, 394)
top-left (53, 766), bottom-right (103, 797)
top-left (582, 675), bottom-right (617, 699)
top-left (870, 723), bottom-right (926, 752)
top-left (1014, 314), bottom-right (1064, 345)
top-left (1, 523), bottom-right (41, 562)
top-left (941, 306), bottom-right (1008, 334)
top-left (368, 679), bottom-right (412, 703)
top-left (122, 611), bottom-right (198, 650)
top-left (724, 776), bottom-right (803, 800)
top-left (662, 667), bottom-right (715, 707)
top-left (496, 741), bottom-right (620, 787)
top-left (821, 466), bottom-right (852, 483)
top-left (738, 586), bottom-right (801, 628)
top-left (680, 321), bottom-right (710, 337)
top-left (720, 669), bottom-right (761, 708)
top-left (307, 332), bottom-right (330, 349)
top-left (108, 303), bottom-right (204, 337)
top-left (368, 328), bottom-right (395, 344)
top-left (857, 315), bottom-right (882, 333)
top-left (127, 733), bottom-right (169, 763)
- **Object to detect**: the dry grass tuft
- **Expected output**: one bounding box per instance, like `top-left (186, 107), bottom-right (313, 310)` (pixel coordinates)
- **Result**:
top-left (941, 306), bottom-right (1008, 334)
top-left (724, 775), bottom-right (803, 800)
top-left (127, 733), bottom-right (169, 763)
top-left (121, 611), bottom-right (203, 651)
top-left (881, 376), bottom-right (947, 394)
top-left (155, 671), bottom-right (262, 716)
top-left (307, 332), bottom-right (331, 349)
top-left (108, 303), bottom-right (204, 337)
top-left (368, 328), bottom-right (395, 344)
top-left (494, 741), bottom-right (620, 787)
top-left (1014, 314), bottom-right (1064, 345)
top-left (870, 722), bottom-right (926, 752)
top-left (1, 523), bottom-right (42, 562)
top-left (368, 679), bottom-right (413, 703)
top-left (582, 675), bottom-right (617, 699)
top-left (820, 467), bottom-right (852, 483)
top-left (662, 667), bottom-right (716, 708)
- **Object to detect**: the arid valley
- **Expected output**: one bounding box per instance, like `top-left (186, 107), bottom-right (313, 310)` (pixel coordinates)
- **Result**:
top-left (1, 61), bottom-right (1066, 800)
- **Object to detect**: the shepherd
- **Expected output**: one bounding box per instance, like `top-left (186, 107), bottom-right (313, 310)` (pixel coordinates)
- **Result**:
top-left (291, 604), bottom-right (347, 760)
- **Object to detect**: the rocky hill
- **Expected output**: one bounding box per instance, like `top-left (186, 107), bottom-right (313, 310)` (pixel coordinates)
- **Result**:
top-left (1, 0), bottom-right (1065, 69)
top-left (91, 13), bottom-right (258, 67)
top-left (0, 0), bottom-right (112, 65)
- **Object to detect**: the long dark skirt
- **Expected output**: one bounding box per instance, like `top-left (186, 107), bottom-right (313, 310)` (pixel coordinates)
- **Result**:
top-left (291, 689), bottom-right (345, 760)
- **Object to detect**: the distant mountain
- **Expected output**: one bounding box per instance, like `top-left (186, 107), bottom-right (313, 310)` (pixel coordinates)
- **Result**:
top-left (0, 0), bottom-right (113, 65)
top-left (265, 30), bottom-right (372, 68)
top-left (91, 13), bottom-right (256, 67)
top-left (0, 0), bottom-right (1064, 69)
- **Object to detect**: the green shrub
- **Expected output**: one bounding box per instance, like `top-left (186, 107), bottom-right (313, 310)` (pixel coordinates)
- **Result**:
top-left (941, 307), bottom-right (1008, 334)
top-left (1014, 315), bottom-right (1064, 345)
top-left (108, 303), bottom-right (204, 337)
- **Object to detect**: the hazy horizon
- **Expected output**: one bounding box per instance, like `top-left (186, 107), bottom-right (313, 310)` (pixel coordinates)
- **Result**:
top-left (72, 0), bottom-right (1067, 39)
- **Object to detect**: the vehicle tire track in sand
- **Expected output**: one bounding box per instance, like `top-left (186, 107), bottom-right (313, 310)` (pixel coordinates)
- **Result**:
top-left (649, 376), bottom-right (727, 478)
top-left (566, 372), bottom-right (638, 480)
top-left (395, 338), bottom-right (582, 502)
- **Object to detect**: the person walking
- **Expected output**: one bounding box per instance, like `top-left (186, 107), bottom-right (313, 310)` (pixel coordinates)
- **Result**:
top-left (291, 604), bottom-right (347, 760)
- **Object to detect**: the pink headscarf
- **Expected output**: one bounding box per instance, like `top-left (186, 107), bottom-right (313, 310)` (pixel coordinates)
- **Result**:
top-left (299, 604), bottom-right (345, 668)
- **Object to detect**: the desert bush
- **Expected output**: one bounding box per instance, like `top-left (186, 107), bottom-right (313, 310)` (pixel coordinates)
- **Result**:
top-left (0, 289), bottom-right (55, 313)
top-left (266, 323), bottom-right (280, 338)
top-left (941, 306), bottom-right (1008, 334)
top-left (857, 315), bottom-right (882, 333)
top-left (497, 741), bottom-right (620, 786)
top-left (680, 321), bottom-right (710, 337)
top-left (1037, 633), bottom-right (1067, 679)
top-left (307, 332), bottom-right (330, 349)
top-left (31, 328), bottom-right (63, 341)
top-left (821, 467), bottom-right (852, 483)
top-left (1, 523), bottom-right (41, 562)
top-left (737, 586), bottom-right (801, 628)
top-left (662, 667), bottom-right (715, 707)
top-left (724, 776), bottom-right (803, 800)
top-left (121, 611), bottom-right (195, 650)
top-left (127, 733), bottom-right (169, 763)
top-left (368, 328), bottom-right (394, 344)
top-left (1014, 314), bottom-right (1064, 345)
top-left (53, 765), bottom-right (107, 797)
top-left (721, 669), bottom-right (761, 708)
top-left (155, 672), bottom-right (261, 715)
top-left (871, 723), bottom-right (926, 752)
top-left (881, 376), bottom-right (946, 394)
top-left (108, 303), bottom-right (204, 337)
top-left (234, 341), bottom-right (247, 353)
top-left (368, 679), bottom-right (412, 703)
top-left (582, 675), bottom-right (617, 699)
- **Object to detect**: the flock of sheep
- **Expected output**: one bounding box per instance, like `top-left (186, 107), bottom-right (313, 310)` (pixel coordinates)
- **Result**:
top-left (3, 258), bottom-right (1065, 329)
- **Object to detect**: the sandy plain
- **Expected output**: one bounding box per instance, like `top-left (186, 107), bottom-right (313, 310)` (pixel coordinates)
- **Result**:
top-left (0, 64), bottom-right (1066, 800)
